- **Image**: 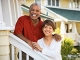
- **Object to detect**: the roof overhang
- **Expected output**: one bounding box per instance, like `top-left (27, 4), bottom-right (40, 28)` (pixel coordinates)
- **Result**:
top-left (46, 7), bottom-right (80, 22)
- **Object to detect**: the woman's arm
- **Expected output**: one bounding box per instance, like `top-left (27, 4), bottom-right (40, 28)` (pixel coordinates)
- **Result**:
top-left (38, 40), bottom-right (62, 57)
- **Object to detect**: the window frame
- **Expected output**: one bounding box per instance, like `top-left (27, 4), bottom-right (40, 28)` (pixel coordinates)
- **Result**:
top-left (69, 0), bottom-right (80, 9)
top-left (47, 0), bottom-right (60, 7)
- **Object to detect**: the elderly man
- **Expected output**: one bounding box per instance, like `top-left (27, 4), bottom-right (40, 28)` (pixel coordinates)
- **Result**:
top-left (14, 3), bottom-right (61, 60)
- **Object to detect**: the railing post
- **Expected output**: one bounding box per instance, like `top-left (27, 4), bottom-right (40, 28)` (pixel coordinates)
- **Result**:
top-left (0, 27), bottom-right (12, 60)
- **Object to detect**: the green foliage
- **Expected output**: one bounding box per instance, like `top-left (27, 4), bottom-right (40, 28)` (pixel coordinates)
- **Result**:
top-left (61, 37), bottom-right (74, 60)
top-left (71, 48), bottom-right (78, 54)
top-left (54, 27), bottom-right (80, 60)
top-left (54, 28), bottom-right (60, 35)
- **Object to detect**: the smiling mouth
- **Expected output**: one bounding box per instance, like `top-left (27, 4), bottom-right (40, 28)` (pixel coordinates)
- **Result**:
top-left (45, 31), bottom-right (50, 34)
top-left (32, 14), bottom-right (37, 17)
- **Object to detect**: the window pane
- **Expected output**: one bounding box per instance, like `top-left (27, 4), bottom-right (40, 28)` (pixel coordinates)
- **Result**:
top-left (52, 0), bottom-right (55, 6)
top-left (69, 0), bottom-right (80, 9)
top-left (48, 0), bottom-right (51, 5)
top-left (56, 0), bottom-right (59, 6)
top-left (76, 0), bottom-right (80, 8)
top-left (79, 0), bottom-right (80, 8)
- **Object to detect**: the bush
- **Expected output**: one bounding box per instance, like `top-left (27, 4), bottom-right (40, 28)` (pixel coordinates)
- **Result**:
top-left (54, 28), bottom-right (80, 60)
top-left (54, 28), bottom-right (60, 35)
top-left (61, 37), bottom-right (74, 60)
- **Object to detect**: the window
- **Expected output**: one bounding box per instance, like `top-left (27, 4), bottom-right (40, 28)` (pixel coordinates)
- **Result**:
top-left (56, 0), bottom-right (59, 6)
top-left (47, 0), bottom-right (59, 7)
top-left (69, 0), bottom-right (80, 9)
top-left (48, 0), bottom-right (51, 5)
top-left (65, 24), bottom-right (68, 33)
top-left (35, 0), bottom-right (41, 6)
top-left (52, 0), bottom-right (55, 6)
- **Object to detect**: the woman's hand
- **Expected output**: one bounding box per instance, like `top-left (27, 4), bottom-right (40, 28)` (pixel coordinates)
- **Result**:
top-left (32, 42), bottom-right (42, 52)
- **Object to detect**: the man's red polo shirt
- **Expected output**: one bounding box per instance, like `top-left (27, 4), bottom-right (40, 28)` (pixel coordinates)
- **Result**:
top-left (14, 15), bottom-right (44, 42)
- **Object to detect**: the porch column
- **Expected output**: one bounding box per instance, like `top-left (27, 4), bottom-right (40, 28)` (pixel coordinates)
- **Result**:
top-left (0, 0), bottom-right (4, 27)
top-left (72, 22), bottom-right (78, 33)
top-left (72, 22), bottom-right (79, 46)
top-left (0, 0), bottom-right (3, 22)
top-left (60, 21), bottom-right (66, 34)
top-left (0, 27), bottom-right (11, 60)
top-left (60, 21), bottom-right (66, 39)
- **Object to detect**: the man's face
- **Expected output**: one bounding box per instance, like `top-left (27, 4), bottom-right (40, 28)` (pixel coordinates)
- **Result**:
top-left (29, 5), bottom-right (41, 20)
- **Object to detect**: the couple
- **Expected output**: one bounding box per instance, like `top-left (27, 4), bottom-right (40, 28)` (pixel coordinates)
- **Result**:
top-left (14, 3), bottom-right (62, 60)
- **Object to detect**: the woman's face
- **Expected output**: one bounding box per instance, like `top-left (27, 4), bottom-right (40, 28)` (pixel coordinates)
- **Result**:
top-left (29, 5), bottom-right (41, 20)
top-left (42, 24), bottom-right (53, 36)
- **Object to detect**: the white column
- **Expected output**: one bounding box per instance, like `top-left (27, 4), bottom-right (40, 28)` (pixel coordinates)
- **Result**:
top-left (0, 0), bottom-right (3, 22)
top-left (60, 21), bottom-right (66, 40)
top-left (0, 0), bottom-right (6, 27)
top-left (60, 21), bottom-right (66, 34)
top-left (1, 0), bottom-right (12, 26)
top-left (72, 22), bottom-right (79, 46)
top-left (16, 0), bottom-right (22, 18)
top-left (72, 22), bottom-right (78, 34)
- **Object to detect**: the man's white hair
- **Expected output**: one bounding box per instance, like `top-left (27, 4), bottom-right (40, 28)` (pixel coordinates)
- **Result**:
top-left (29, 3), bottom-right (41, 9)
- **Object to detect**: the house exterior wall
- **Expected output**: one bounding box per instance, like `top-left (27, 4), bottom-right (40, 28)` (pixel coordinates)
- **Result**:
top-left (26, 0), bottom-right (34, 7)
top-left (56, 22), bottom-right (61, 28)
top-left (76, 22), bottom-right (80, 34)
top-left (0, 30), bottom-right (10, 60)
top-left (60, 0), bottom-right (69, 8)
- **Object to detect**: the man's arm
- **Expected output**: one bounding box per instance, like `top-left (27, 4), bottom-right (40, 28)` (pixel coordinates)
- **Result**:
top-left (14, 16), bottom-right (34, 48)
top-left (16, 34), bottom-right (33, 49)
top-left (53, 34), bottom-right (61, 41)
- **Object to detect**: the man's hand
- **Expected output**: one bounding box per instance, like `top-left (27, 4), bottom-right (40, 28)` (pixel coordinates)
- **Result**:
top-left (27, 40), bottom-right (34, 49)
top-left (15, 34), bottom-right (34, 49)
top-left (53, 34), bottom-right (61, 41)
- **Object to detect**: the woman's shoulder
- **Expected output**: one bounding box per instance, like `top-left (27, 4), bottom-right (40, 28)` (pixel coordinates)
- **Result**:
top-left (38, 38), bottom-right (43, 41)
top-left (37, 38), bottom-right (43, 42)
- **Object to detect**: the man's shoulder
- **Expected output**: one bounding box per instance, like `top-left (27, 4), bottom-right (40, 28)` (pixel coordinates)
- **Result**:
top-left (18, 15), bottom-right (30, 21)
top-left (19, 15), bottom-right (29, 19)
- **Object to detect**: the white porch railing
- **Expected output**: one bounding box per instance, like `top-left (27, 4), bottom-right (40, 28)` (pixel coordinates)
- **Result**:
top-left (9, 33), bottom-right (52, 60)
top-left (64, 33), bottom-right (80, 46)
top-left (77, 35), bottom-right (80, 46)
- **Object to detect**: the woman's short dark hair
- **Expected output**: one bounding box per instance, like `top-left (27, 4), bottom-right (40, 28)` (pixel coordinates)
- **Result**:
top-left (42, 20), bottom-right (56, 31)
